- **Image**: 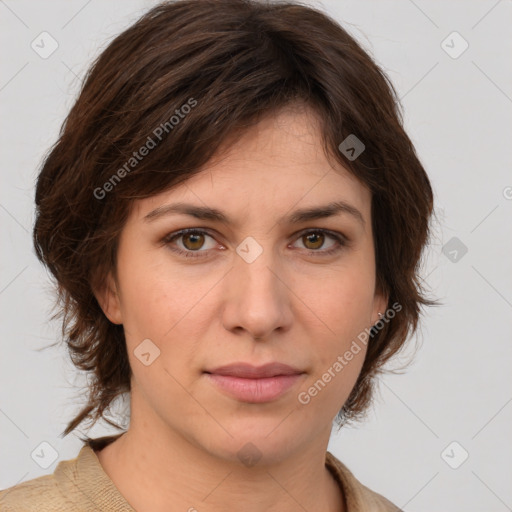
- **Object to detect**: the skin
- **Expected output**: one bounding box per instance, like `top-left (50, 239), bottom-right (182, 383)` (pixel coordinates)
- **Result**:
top-left (95, 103), bottom-right (387, 512)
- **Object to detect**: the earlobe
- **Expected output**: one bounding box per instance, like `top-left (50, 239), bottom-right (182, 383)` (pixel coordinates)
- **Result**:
top-left (94, 272), bottom-right (123, 325)
top-left (372, 290), bottom-right (389, 326)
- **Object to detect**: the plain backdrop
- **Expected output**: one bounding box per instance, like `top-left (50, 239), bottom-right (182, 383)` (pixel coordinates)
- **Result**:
top-left (1, 1), bottom-right (511, 511)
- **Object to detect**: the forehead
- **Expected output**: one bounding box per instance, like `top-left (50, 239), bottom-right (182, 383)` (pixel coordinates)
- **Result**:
top-left (132, 106), bottom-right (371, 228)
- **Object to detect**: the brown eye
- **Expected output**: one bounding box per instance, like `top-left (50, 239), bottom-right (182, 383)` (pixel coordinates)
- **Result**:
top-left (292, 229), bottom-right (346, 256)
top-left (182, 232), bottom-right (206, 250)
top-left (163, 229), bottom-right (217, 258)
top-left (163, 228), bottom-right (346, 260)
top-left (302, 231), bottom-right (325, 250)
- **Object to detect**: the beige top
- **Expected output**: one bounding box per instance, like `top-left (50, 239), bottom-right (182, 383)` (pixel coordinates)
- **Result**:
top-left (0, 434), bottom-right (402, 511)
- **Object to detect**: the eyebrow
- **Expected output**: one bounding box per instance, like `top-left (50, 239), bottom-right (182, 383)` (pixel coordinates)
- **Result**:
top-left (143, 200), bottom-right (365, 227)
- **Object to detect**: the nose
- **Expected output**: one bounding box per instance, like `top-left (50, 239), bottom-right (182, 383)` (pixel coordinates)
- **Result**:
top-left (221, 245), bottom-right (293, 341)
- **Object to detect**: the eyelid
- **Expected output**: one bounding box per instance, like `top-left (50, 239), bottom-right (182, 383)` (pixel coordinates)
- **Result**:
top-left (161, 227), bottom-right (348, 258)
top-left (294, 227), bottom-right (348, 242)
top-left (161, 227), bottom-right (222, 246)
top-left (162, 226), bottom-right (347, 242)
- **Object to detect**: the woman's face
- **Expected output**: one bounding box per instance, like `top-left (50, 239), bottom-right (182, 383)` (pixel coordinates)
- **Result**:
top-left (99, 105), bottom-right (387, 465)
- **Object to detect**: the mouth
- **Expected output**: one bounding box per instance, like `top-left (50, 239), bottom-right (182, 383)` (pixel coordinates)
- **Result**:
top-left (203, 362), bottom-right (305, 403)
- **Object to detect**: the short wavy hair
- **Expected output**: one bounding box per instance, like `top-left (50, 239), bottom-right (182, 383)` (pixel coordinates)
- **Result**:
top-left (33, 0), bottom-right (440, 438)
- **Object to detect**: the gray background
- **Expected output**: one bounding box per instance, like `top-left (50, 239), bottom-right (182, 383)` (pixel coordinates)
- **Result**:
top-left (1, 1), bottom-right (511, 510)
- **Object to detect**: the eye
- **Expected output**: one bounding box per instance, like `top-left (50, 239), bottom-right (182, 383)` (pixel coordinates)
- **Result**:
top-left (291, 229), bottom-right (346, 256)
top-left (162, 228), bottom-right (219, 258)
top-left (162, 228), bottom-right (347, 259)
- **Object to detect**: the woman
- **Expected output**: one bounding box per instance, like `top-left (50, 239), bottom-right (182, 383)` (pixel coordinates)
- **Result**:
top-left (0, 0), bottom-right (438, 510)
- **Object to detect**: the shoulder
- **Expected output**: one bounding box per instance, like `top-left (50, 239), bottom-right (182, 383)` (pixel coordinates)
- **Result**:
top-left (0, 471), bottom-right (71, 512)
top-left (326, 451), bottom-right (403, 512)
top-left (1, 435), bottom-right (132, 512)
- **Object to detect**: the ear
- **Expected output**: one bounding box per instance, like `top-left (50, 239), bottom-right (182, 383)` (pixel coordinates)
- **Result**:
top-left (371, 287), bottom-right (389, 326)
top-left (93, 271), bottom-right (123, 325)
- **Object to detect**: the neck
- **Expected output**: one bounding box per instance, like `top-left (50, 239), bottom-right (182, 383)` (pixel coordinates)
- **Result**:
top-left (96, 413), bottom-right (345, 512)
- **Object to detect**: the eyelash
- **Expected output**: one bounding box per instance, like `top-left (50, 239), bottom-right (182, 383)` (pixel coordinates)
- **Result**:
top-left (162, 228), bottom-right (347, 259)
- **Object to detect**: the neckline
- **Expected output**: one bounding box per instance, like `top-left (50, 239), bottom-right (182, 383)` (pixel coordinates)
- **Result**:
top-left (75, 435), bottom-right (354, 511)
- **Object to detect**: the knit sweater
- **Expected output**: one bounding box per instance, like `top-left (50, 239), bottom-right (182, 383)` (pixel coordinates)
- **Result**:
top-left (0, 435), bottom-right (402, 511)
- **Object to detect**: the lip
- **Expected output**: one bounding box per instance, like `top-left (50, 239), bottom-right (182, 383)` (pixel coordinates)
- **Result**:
top-left (206, 362), bottom-right (303, 378)
top-left (204, 362), bottom-right (305, 403)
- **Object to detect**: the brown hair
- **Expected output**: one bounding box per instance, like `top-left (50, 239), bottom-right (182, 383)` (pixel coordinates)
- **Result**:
top-left (33, 0), bottom-right (440, 439)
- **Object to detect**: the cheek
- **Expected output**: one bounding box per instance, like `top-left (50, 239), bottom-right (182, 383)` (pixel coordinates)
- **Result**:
top-left (297, 345), bottom-right (367, 423)
top-left (115, 247), bottom-right (219, 360)
top-left (297, 266), bottom-right (374, 335)
top-left (115, 246), bottom-right (177, 339)
top-left (292, 262), bottom-right (374, 396)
